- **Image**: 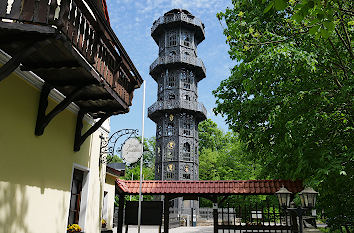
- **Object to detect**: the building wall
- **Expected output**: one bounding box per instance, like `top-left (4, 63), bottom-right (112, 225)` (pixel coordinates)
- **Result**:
top-left (0, 67), bottom-right (107, 233)
top-left (104, 175), bottom-right (117, 230)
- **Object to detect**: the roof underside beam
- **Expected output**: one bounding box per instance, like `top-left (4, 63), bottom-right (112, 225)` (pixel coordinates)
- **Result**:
top-left (0, 39), bottom-right (52, 82)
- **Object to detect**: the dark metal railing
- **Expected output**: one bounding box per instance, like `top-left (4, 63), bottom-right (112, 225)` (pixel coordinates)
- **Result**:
top-left (148, 100), bottom-right (207, 118)
top-left (216, 202), bottom-right (295, 233)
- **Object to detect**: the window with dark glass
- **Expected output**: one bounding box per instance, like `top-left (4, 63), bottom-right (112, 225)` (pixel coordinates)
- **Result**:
top-left (68, 169), bottom-right (84, 225)
top-left (183, 142), bottom-right (191, 160)
top-left (182, 70), bottom-right (191, 89)
top-left (157, 126), bottom-right (162, 137)
top-left (166, 172), bottom-right (174, 179)
top-left (183, 34), bottom-right (190, 47)
top-left (168, 75), bottom-right (175, 88)
top-left (167, 123), bottom-right (174, 136)
top-left (183, 121), bottom-right (191, 135)
top-left (169, 32), bottom-right (177, 46)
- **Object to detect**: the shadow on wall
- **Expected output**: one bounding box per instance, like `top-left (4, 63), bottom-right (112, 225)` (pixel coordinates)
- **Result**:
top-left (0, 183), bottom-right (32, 233)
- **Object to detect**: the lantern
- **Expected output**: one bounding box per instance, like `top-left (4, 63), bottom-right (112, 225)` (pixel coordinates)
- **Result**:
top-left (276, 186), bottom-right (292, 208)
top-left (299, 187), bottom-right (318, 208)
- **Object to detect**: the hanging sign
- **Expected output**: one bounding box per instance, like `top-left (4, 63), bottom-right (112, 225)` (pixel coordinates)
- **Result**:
top-left (121, 138), bottom-right (142, 164)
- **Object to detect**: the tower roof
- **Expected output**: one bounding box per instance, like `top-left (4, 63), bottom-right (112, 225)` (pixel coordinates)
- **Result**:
top-left (164, 9), bottom-right (193, 17)
top-left (151, 9), bottom-right (205, 45)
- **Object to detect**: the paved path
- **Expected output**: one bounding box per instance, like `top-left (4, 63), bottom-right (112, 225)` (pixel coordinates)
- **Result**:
top-left (116, 225), bottom-right (324, 233)
top-left (116, 226), bottom-right (214, 233)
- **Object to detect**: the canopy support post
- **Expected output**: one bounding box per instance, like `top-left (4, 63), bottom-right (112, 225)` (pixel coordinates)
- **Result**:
top-left (117, 194), bottom-right (125, 233)
top-left (164, 196), bottom-right (170, 233)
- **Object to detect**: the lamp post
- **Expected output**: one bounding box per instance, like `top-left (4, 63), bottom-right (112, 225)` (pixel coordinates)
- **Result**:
top-left (276, 186), bottom-right (318, 233)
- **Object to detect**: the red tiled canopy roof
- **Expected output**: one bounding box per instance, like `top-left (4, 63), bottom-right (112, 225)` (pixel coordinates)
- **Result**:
top-left (116, 179), bottom-right (303, 195)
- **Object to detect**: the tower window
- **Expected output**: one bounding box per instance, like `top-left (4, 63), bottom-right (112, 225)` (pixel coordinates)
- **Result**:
top-left (183, 122), bottom-right (191, 136)
top-left (184, 95), bottom-right (190, 101)
top-left (166, 172), bottom-right (174, 179)
top-left (183, 142), bottom-right (191, 160)
top-left (183, 34), bottom-right (190, 47)
top-left (157, 126), bottom-right (162, 137)
top-left (169, 51), bottom-right (176, 56)
top-left (168, 75), bottom-right (175, 87)
top-left (169, 94), bottom-right (175, 100)
top-left (169, 32), bottom-right (177, 46)
top-left (167, 123), bottom-right (174, 136)
top-left (182, 70), bottom-right (191, 89)
top-left (183, 174), bottom-right (191, 179)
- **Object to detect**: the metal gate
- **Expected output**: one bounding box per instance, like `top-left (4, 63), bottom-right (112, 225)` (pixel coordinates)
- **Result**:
top-left (216, 202), bottom-right (295, 233)
top-left (168, 208), bottom-right (181, 228)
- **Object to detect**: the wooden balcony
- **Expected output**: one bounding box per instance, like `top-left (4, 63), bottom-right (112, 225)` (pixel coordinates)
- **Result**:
top-left (0, 0), bottom-right (143, 150)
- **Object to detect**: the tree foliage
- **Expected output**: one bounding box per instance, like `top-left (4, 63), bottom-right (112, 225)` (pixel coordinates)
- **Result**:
top-left (198, 120), bottom-right (267, 207)
top-left (199, 120), bottom-right (260, 181)
top-left (111, 137), bottom-right (156, 203)
top-left (214, 0), bottom-right (353, 230)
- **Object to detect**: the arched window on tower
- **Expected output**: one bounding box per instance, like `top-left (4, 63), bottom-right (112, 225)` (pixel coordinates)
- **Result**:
top-left (183, 142), bottom-right (191, 161)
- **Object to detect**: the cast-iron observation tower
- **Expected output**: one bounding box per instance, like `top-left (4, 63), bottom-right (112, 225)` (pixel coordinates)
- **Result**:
top-left (148, 9), bottom-right (207, 212)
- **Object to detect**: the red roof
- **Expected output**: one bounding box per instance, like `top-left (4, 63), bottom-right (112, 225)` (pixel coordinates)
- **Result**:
top-left (116, 179), bottom-right (303, 195)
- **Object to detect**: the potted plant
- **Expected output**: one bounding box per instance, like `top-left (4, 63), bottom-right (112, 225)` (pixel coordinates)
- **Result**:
top-left (67, 224), bottom-right (82, 233)
top-left (101, 219), bottom-right (107, 229)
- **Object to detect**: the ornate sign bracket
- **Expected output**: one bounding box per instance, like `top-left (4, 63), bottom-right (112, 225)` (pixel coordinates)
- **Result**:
top-left (99, 129), bottom-right (139, 164)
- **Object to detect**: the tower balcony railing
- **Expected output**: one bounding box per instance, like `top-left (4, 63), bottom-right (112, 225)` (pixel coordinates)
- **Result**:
top-left (150, 54), bottom-right (206, 76)
top-left (151, 11), bottom-right (205, 36)
top-left (0, 0), bottom-right (142, 108)
top-left (148, 100), bottom-right (207, 120)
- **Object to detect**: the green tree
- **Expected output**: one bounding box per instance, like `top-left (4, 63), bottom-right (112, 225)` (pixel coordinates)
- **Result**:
top-left (214, 0), bottom-right (353, 231)
top-left (111, 137), bottom-right (156, 203)
top-left (198, 120), bottom-right (264, 207)
top-left (199, 120), bottom-right (260, 181)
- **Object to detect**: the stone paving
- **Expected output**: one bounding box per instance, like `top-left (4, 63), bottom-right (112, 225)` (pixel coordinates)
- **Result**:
top-left (116, 226), bottom-right (214, 233)
top-left (115, 226), bottom-right (324, 233)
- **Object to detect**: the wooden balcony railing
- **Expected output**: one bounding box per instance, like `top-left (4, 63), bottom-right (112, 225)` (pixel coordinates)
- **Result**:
top-left (0, 0), bottom-right (142, 107)
top-left (0, 0), bottom-right (143, 151)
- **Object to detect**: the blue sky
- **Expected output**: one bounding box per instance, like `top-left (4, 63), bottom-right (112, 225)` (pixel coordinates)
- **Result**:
top-left (107, 0), bottom-right (235, 137)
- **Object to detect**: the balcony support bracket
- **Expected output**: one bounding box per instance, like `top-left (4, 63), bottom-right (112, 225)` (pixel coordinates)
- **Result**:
top-left (35, 83), bottom-right (87, 136)
top-left (74, 111), bottom-right (112, 151)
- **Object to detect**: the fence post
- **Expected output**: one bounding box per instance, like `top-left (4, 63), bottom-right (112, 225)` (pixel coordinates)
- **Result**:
top-left (164, 197), bottom-right (170, 233)
top-left (213, 202), bottom-right (218, 233)
top-left (117, 194), bottom-right (125, 233)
